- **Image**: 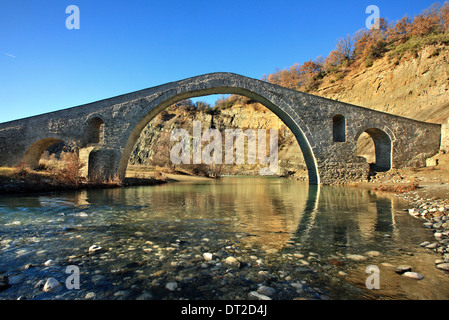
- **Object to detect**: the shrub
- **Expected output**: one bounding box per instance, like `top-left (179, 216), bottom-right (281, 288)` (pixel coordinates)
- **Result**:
top-left (365, 59), bottom-right (374, 68)
top-left (53, 151), bottom-right (85, 186)
top-left (14, 162), bottom-right (31, 179)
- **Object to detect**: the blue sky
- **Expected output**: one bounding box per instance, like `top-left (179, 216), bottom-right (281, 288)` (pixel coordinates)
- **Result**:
top-left (0, 0), bottom-right (442, 122)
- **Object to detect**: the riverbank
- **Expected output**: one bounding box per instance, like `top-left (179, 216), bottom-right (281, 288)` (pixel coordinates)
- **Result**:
top-left (353, 165), bottom-right (449, 274)
top-left (0, 168), bottom-right (167, 195)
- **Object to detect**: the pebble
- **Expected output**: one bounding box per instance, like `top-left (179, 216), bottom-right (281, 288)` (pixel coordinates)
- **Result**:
top-left (203, 253), bottom-right (215, 261)
top-left (136, 291), bottom-right (153, 300)
top-left (425, 243), bottom-right (438, 249)
top-left (85, 292), bottom-right (96, 300)
top-left (89, 245), bottom-right (102, 254)
top-left (402, 272), bottom-right (424, 280)
top-left (43, 259), bottom-right (55, 267)
top-left (257, 286), bottom-right (275, 296)
top-left (224, 256), bottom-right (241, 268)
top-left (43, 277), bottom-right (61, 292)
top-left (346, 254), bottom-right (367, 261)
top-left (395, 265), bottom-right (412, 274)
top-left (165, 281), bottom-right (178, 291)
top-left (290, 282), bottom-right (304, 290)
top-left (249, 291), bottom-right (271, 300)
top-left (436, 263), bottom-right (449, 271)
top-left (365, 251), bottom-right (381, 257)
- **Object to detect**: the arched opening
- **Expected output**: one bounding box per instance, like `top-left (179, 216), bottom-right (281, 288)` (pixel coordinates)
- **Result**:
top-left (116, 87), bottom-right (319, 184)
top-left (87, 117), bottom-right (104, 144)
top-left (356, 128), bottom-right (392, 172)
top-left (22, 138), bottom-right (63, 169)
top-left (125, 95), bottom-right (309, 181)
top-left (333, 114), bottom-right (346, 142)
top-left (21, 138), bottom-right (85, 183)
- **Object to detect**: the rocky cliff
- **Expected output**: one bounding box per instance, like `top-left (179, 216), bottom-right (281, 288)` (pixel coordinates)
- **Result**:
top-left (315, 44), bottom-right (449, 124)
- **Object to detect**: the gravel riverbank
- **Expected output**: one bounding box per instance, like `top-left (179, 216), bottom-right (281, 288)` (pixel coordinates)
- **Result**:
top-left (395, 182), bottom-right (449, 273)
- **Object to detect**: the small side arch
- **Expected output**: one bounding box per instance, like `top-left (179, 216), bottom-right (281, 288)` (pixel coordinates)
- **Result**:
top-left (355, 127), bottom-right (392, 171)
top-left (87, 116), bottom-right (105, 144)
top-left (332, 114), bottom-right (346, 142)
top-left (21, 137), bottom-right (63, 169)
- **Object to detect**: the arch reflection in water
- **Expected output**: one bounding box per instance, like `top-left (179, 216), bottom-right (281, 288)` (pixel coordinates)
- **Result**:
top-left (64, 177), bottom-right (397, 254)
top-left (292, 184), bottom-right (396, 254)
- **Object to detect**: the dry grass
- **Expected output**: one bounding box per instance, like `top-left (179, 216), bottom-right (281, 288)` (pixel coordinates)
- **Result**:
top-left (373, 182), bottom-right (420, 193)
top-left (51, 151), bottom-right (85, 186)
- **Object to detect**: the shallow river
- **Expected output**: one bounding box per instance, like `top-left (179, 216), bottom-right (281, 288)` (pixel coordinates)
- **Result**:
top-left (0, 177), bottom-right (448, 300)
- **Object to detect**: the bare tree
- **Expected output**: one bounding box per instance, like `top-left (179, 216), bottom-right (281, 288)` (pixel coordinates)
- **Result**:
top-left (335, 34), bottom-right (354, 61)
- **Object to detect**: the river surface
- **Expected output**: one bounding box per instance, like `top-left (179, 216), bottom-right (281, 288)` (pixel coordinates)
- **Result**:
top-left (0, 176), bottom-right (448, 300)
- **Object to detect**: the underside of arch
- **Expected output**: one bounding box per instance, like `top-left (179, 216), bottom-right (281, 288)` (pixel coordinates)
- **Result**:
top-left (22, 137), bottom-right (62, 169)
top-left (116, 87), bottom-right (320, 184)
top-left (361, 128), bottom-right (392, 171)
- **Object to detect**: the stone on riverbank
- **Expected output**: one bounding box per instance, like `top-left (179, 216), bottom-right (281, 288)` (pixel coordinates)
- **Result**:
top-left (249, 291), bottom-right (271, 300)
top-left (436, 263), bottom-right (449, 271)
top-left (346, 254), bottom-right (367, 261)
top-left (403, 272), bottom-right (424, 280)
top-left (224, 256), bottom-right (241, 268)
top-left (165, 281), bottom-right (178, 291)
top-left (365, 251), bottom-right (381, 257)
top-left (395, 265), bottom-right (412, 274)
top-left (89, 244), bottom-right (102, 254)
top-left (43, 277), bottom-right (61, 292)
top-left (257, 286), bottom-right (275, 296)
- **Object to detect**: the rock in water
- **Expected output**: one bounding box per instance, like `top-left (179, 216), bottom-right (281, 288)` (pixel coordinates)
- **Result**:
top-left (249, 291), bottom-right (271, 300)
top-left (257, 286), bottom-right (275, 296)
top-left (165, 282), bottom-right (178, 291)
top-left (395, 265), bottom-right (412, 274)
top-left (203, 253), bottom-right (215, 261)
top-left (224, 256), bottom-right (241, 268)
top-left (43, 277), bottom-right (61, 292)
top-left (89, 245), bottom-right (102, 254)
top-left (346, 254), bottom-right (367, 261)
top-left (43, 259), bottom-right (55, 267)
top-left (365, 251), bottom-right (381, 257)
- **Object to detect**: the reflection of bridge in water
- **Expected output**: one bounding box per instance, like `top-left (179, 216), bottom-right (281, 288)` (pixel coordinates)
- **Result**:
top-left (52, 178), bottom-right (401, 253)
top-left (293, 185), bottom-right (396, 254)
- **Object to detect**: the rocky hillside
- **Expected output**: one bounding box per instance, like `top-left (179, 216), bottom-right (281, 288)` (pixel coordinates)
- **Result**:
top-left (314, 44), bottom-right (449, 124)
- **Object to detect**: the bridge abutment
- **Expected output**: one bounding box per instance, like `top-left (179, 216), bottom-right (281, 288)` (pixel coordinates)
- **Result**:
top-left (87, 148), bottom-right (122, 181)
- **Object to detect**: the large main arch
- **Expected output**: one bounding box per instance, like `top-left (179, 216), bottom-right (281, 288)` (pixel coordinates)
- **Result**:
top-left (115, 83), bottom-right (321, 184)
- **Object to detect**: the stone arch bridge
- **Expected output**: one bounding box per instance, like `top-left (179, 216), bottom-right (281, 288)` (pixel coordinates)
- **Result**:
top-left (0, 73), bottom-right (441, 185)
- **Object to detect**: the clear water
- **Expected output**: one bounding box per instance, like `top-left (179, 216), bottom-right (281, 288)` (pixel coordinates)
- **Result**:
top-left (0, 176), bottom-right (448, 300)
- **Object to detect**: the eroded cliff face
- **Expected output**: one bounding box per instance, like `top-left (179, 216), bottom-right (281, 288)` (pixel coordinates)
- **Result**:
top-left (315, 44), bottom-right (449, 124)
